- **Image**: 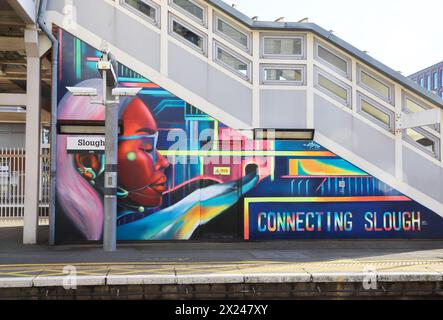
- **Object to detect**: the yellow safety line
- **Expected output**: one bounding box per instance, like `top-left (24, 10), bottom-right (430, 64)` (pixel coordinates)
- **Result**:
top-left (0, 260), bottom-right (442, 269)
top-left (0, 261), bottom-right (280, 268)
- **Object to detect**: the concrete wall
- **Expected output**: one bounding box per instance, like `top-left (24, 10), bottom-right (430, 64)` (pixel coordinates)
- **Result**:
top-left (260, 90), bottom-right (307, 128)
top-left (168, 42), bottom-right (253, 125)
top-left (314, 94), bottom-right (396, 176)
top-left (403, 146), bottom-right (443, 202)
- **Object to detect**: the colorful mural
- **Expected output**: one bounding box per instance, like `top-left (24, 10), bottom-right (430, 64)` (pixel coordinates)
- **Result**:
top-left (55, 28), bottom-right (443, 243)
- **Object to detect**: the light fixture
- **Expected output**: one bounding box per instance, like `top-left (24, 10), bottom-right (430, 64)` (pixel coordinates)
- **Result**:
top-left (111, 87), bottom-right (142, 97)
top-left (66, 87), bottom-right (98, 97)
top-left (254, 129), bottom-right (315, 141)
top-left (57, 122), bottom-right (123, 135)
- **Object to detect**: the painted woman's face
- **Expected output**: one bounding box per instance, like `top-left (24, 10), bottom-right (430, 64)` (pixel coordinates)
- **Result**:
top-left (118, 98), bottom-right (169, 207)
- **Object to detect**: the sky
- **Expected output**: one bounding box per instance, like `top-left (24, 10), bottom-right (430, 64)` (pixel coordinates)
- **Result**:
top-left (225, 0), bottom-right (442, 76)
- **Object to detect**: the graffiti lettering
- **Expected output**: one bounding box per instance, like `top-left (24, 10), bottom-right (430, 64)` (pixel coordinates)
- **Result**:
top-left (257, 211), bottom-right (353, 233)
top-left (364, 211), bottom-right (421, 232)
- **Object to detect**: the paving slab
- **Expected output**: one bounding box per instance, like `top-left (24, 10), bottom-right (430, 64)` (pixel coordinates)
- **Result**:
top-left (236, 263), bottom-right (307, 274)
top-left (32, 266), bottom-right (109, 287)
top-left (244, 273), bottom-right (311, 283)
top-left (376, 272), bottom-right (443, 282)
top-left (0, 277), bottom-right (35, 288)
top-left (33, 275), bottom-right (107, 287)
top-left (175, 274), bottom-right (244, 284)
top-left (310, 272), bottom-right (370, 283)
top-left (174, 264), bottom-right (244, 284)
top-left (174, 264), bottom-right (242, 275)
top-left (107, 274), bottom-right (176, 285)
top-left (107, 265), bottom-right (176, 285)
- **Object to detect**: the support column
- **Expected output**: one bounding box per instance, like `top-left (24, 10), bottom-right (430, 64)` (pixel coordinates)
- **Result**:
top-left (101, 53), bottom-right (118, 252)
top-left (306, 33), bottom-right (314, 129)
top-left (23, 27), bottom-right (41, 244)
top-left (103, 86), bottom-right (118, 252)
top-left (252, 31), bottom-right (260, 129)
top-left (394, 86), bottom-right (403, 181)
top-left (160, 0), bottom-right (168, 77)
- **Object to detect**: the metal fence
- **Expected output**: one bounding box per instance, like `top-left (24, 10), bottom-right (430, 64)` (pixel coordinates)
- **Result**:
top-left (0, 147), bottom-right (50, 227)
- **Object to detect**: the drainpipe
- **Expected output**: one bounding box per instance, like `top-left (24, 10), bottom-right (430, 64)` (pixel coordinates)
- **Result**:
top-left (37, 0), bottom-right (58, 245)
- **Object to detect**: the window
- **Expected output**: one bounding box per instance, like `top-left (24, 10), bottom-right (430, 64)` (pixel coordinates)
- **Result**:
top-left (261, 65), bottom-right (305, 85)
top-left (214, 15), bottom-right (251, 52)
top-left (121, 0), bottom-right (159, 26)
top-left (169, 0), bottom-right (206, 26)
top-left (403, 93), bottom-right (440, 132)
top-left (214, 41), bottom-right (251, 81)
top-left (404, 127), bottom-right (440, 159)
top-left (314, 41), bottom-right (350, 78)
top-left (261, 35), bottom-right (304, 59)
top-left (169, 14), bottom-right (207, 54)
top-left (433, 72), bottom-right (438, 90)
top-left (42, 127), bottom-right (50, 145)
top-left (357, 93), bottom-right (394, 131)
top-left (441, 70), bottom-right (443, 87)
top-left (314, 67), bottom-right (351, 107)
top-left (426, 75), bottom-right (431, 91)
top-left (357, 65), bottom-right (394, 104)
top-left (404, 97), bottom-right (423, 114)
top-left (420, 78), bottom-right (424, 87)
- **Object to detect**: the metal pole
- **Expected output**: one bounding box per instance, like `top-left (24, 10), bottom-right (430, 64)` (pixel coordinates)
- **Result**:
top-left (37, 0), bottom-right (59, 246)
top-left (102, 52), bottom-right (118, 252)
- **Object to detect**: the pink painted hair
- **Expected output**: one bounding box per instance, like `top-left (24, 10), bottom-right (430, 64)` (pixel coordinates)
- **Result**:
top-left (57, 79), bottom-right (105, 240)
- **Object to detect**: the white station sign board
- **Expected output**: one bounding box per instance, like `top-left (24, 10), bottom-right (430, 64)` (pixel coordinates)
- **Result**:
top-left (67, 136), bottom-right (105, 153)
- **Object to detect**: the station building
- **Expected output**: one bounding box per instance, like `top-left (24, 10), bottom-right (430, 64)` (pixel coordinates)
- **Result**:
top-left (1, 0), bottom-right (443, 244)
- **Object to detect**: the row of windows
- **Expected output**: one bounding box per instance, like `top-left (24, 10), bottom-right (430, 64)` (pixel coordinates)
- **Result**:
top-left (168, 13), bottom-right (308, 83)
top-left (122, 0), bottom-right (374, 89)
top-left (121, 0), bottom-right (439, 105)
top-left (414, 69), bottom-right (443, 92)
top-left (311, 42), bottom-right (441, 160)
top-left (313, 67), bottom-right (441, 159)
top-left (313, 65), bottom-right (395, 109)
top-left (121, 0), bottom-right (442, 160)
top-left (120, 0), bottom-right (307, 83)
top-left (121, 0), bottom-right (306, 59)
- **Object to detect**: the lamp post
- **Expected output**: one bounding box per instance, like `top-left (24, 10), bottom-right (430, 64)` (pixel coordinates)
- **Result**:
top-left (67, 50), bottom-right (141, 252)
top-left (99, 51), bottom-right (119, 252)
